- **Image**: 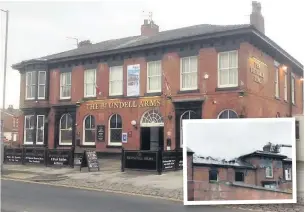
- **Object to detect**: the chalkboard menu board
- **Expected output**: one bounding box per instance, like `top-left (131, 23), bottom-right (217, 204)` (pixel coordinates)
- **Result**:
top-left (162, 155), bottom-right (176, 171)
top-left (23, 149), bottom-right (46, 165)
top-left (96, 125), bottom-right (105, 141)
top-left (80, 150), bottom-right (100, 172)
top-left (47, 150), bottom-right (70, 167)
top-left (4, 148), bottom-right (23, 164)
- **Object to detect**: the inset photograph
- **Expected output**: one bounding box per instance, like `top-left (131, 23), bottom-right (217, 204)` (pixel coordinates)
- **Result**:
top-left (183, 118), bottom-right (296, 205)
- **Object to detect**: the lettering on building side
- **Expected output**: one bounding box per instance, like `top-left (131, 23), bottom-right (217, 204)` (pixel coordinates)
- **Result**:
top-left (86, 99), bottom-right (161, 110)
top-left (249, 57), bottom-right (267, 84)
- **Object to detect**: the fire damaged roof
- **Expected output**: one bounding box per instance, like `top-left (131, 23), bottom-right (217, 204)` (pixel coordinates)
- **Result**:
top-left (238, 150), bottom-right (288, 160)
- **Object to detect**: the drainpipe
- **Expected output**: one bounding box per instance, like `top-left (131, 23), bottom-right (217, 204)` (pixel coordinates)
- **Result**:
top-left (288, 69), bottom-right (293, 117)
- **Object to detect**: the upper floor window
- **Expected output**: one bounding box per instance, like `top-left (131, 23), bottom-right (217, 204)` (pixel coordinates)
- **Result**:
top-left (285, 168), bottom-right (292, 181)
top-left (284, 71), bottom-right (288, 101)
top-left (109, 66), bottom-right (123, 96)
top-left (147, 61), bottom-right (162, 93)
top-left (265, 162), bottom-right (273, 178)
top-left (180, 56), bottom-right (198, 90)
top-left (275, 68), bottom-right (279, 98)
top-left (38, 71), bottom-right (46, 99)
top-left (218, 51), bottom-right (238, 88)
top-left (295, 120), bottom-right (300, 140)
top-left (83, 115), bottom-right (95, 145)
top-left (60, 72), bottom-right (72, 99)
top-left (291, 74), bottom-right (295, 104)
top-left (217, 109), bottom-right (238, 119)
top-left (209, 169), bottom-right (218, 181)
top-left (25, 71), bottom-right (36, 100)
top-left (84, 69), bottom-right (96, 97)
top-left (235, 171), bottom-right (244, 182)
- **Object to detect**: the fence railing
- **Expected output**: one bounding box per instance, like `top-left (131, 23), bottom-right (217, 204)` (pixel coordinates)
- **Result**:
top-left (3, 146), bottom-right (75, 168)
top-left (121, 148), bottom-right (182, 175)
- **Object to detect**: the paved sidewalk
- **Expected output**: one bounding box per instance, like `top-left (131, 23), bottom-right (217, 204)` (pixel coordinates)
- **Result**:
top-left (1, 160), bottom-right (304, 212)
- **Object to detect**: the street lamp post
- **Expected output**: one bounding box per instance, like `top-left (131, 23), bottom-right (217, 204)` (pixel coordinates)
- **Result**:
top-left (1, 9), bottom-right (9, 171)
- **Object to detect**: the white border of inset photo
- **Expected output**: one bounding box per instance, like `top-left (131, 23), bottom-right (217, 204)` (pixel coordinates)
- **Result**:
top-left (183, 118), bottom-right (297, 205)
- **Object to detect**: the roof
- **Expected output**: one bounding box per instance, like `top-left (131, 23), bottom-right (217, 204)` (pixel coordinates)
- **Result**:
top-left (238, 150), bottom-right (288, 160)
top-left (0, 109), bottom-right (21, 117)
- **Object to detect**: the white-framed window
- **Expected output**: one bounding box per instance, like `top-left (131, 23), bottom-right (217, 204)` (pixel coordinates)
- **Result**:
top-left (285, 168), bottom-right (292, 181)
top-left (36, 115), bottom-right (45, 145)
top-left (59, 113), bottom-right (73, 145)
top-left (24, 115), bottom-right (35, 144)
top-left (109, 66), bottom-right (123, 96)
top-left (83, 115), bottom-right (95, 145)
top-left (25, 71), bottom-right (36, 100)
top-left (180, 56), bottom-right (198, 90)
top-left (284, 71), bottom-right (288, 101)
top-left (275, 68), bottom-right (279, 98)
top-left (108, 114), bottom-right (122, 146)
top-left (265, 162), bottom-right (273, 178)
top-left (264, 183), bottom-right (276, 189)
top-left (38, 71), bottom-right (46, 99)
top-left (147, 61), bottom-right (162, 93)
top-left (217, 109), bottom-right (239, 119)
top-left (291, 74), bottom-right (295, 104)
top-left (218, 51), bottom-right (238, 88)
top-left (180, 110), bottom-right (197, 147)
top-left (84, 69), bottom-right (96, 97)
top-left (60, 72), bottom-right (72, 99)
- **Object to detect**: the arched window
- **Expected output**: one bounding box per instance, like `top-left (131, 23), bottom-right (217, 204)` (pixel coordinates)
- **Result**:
top-left (180, 110), bottom-right (197, 146)
top-left (140, 109), bottom-right (164, 127)
top-left (108, 114), bottom-right (122, 146)
top-left (59, 113), bottom-right (73, 145)
top-left (217, 109), bottom-right (238, 119)
top-left (83, 115), bottom-right (95, 145)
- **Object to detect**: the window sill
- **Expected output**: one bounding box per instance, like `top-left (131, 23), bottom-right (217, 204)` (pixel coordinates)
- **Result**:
top-left (83, 97), bottom-right (97, 101)
top-left (274, 97), bottom-right (281, 101)
top-left (108, 95), bottom-right (124, 98)
top-left (177, 89), bottom-right (199, 94)
top-left (145, 92), bottom-right (162, 96)
top-left (106, 145), bottom-right (122, 149)
top-left (59, 98), bottom-right (71, 102)
top-left (265, 176), bottom-right (274, 179)
top-left (215, 86), bottom-right (239, 92)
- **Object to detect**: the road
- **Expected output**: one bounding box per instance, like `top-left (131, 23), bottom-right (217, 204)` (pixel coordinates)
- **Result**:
top-left (1, 179), bottom-right (245, 212)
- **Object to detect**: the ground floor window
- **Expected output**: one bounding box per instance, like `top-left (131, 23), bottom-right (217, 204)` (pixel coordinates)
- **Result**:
top-left (217, 109), bottom-right (238, 119)
top-left (108, 114), bottom-right (122, 146)
top-left (209, 169), bottom-right (218, 181)
top-left (59, 113), bottom-right (73, 145)
top-left (285, 168), bottom-right (292, 181)
top-left (83, 115), bottom-right (95, 145)
top-left (24, 115), bottom-right (45, 145)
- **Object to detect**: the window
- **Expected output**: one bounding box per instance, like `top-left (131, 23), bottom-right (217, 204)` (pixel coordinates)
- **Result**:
top-left (25, 71), bottom-right (36, 99)
top-left (217, 109), bottom-right (238, 119)
top-left (180, 110), bottom-right (197, 147)
top-left (59, 114), bottom-right (73, 145)
top-left (209, 169), bottom-right (218, 181)
top-left (24, 115), bottom-right (35, 144)
top-left (218, 51), bottom-right (238, 88)
top-left (263, 183), bottom-right (277, 189)
top-left (284, 71), bottom-right (288, 101)
top-left (83, 115), bottom-right (95, 145)
top-left (296, 120), bottom-right (300, 140)
top-left (36, 115), bottom-right (44, 145)
top-left (275, 68), bottom-right (279, 98)
top-left (265, 162), bottom-right (273, 178)
top-left (108, 114), bottom-right (122, 146)
top-left (147, 61), bottom-right (162, 93)
top-left (291, 75), bottom-right (295, 104)
top-left (285, 168), bottom-right (292, 181)
top-left (60, 72), bottom-right (72, 99)
top-left (109, 66), bottom-right (123, 96)
top-left (84, 69), bottom-right (96, 97)
top-left (38, 71), bottom-right (46, 99)
top-left (235, 171), bottom-right (244, 182)
top-left (180, 56), bottom-right (198, 90)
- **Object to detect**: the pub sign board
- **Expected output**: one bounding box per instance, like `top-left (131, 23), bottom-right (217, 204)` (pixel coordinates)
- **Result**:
top-left (23, 148), bottom-right (46, 165)
top-left (162, 154), bottom-right (176, 171)
top-left (80, 150), bottom-right (100, 172)
top-left (96, 125), bottom-right (105, 142)
top-left (124, 151), bottom-right (158, 171)
top-left (47, 150), bottom-right (71, 167)
top-left (4, 148), bottom-right (23, 164)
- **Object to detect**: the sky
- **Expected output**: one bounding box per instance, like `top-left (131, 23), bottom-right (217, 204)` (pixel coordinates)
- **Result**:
top-left (184, 118), bottom-right (294, 160)
top-left (0, 0), bottom-right (304, 109)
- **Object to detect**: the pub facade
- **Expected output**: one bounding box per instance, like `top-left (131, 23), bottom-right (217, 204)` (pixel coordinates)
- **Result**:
top-left (12, 2), bottom-right (303, 154)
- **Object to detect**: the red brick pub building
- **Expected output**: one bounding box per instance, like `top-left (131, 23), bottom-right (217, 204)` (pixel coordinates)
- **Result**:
top-left (12, 2), bottom-right (303, 155)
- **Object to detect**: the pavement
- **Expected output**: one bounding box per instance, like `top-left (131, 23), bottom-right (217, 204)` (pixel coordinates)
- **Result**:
top-left (1, 179), bottom-right (249, 212)
top-left (1, 159), bottom-right (304, 212)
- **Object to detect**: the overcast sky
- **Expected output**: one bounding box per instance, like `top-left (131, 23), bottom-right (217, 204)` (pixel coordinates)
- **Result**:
top-left (0, 0), bottom-right (304, 109)
top-left (184, 118), bottom-right (295, 160)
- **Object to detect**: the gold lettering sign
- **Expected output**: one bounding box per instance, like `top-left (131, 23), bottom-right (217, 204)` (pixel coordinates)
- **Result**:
top-left (249, 57), bottom-right (267, 84)
top-left (86, 99), bottom-right (161, 110)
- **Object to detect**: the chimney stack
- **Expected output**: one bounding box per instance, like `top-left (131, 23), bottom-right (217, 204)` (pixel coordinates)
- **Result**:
top-left (141, 19), bottom-right (159, 36)
top-left (78, 40), bottom-right (92, 48)
top-left (250, 1), bottom-right (265, 34)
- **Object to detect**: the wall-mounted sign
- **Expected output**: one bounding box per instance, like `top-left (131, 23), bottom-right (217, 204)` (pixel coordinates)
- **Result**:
top-left (128, 131), bottom-right (132, 137)
top-left (122, 133), bottom-right (128, 143)
top-left (96, 125), bottom-right (105, 142)
top-left (86, 98), bottom-right (161, 110)
top-left (127, 64), bottom-right (140, 97)
top-left (249, 57), bottom-right (268, 84)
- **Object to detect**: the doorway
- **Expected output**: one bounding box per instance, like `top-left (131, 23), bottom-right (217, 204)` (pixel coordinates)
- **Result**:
top-left (140, 109), bottom-right (164, 151)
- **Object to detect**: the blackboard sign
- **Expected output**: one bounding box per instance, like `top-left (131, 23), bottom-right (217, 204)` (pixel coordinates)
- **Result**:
top-left (162, 155), bottom-right (176, 171)
top-left (80, 150), bottom-right (100, 172)
top-left (23, 149), bottom-right (46, 165)
top-left (4, 148), bottom-right (23, 164)
top-left (74, 155), bottom-right (82, 166)
top-left (96, 125), bottom-right (105, 141)
top-left (124, 151), bottom-right (158, 170)
top-left (47, 150), bottom-right (71, 167)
